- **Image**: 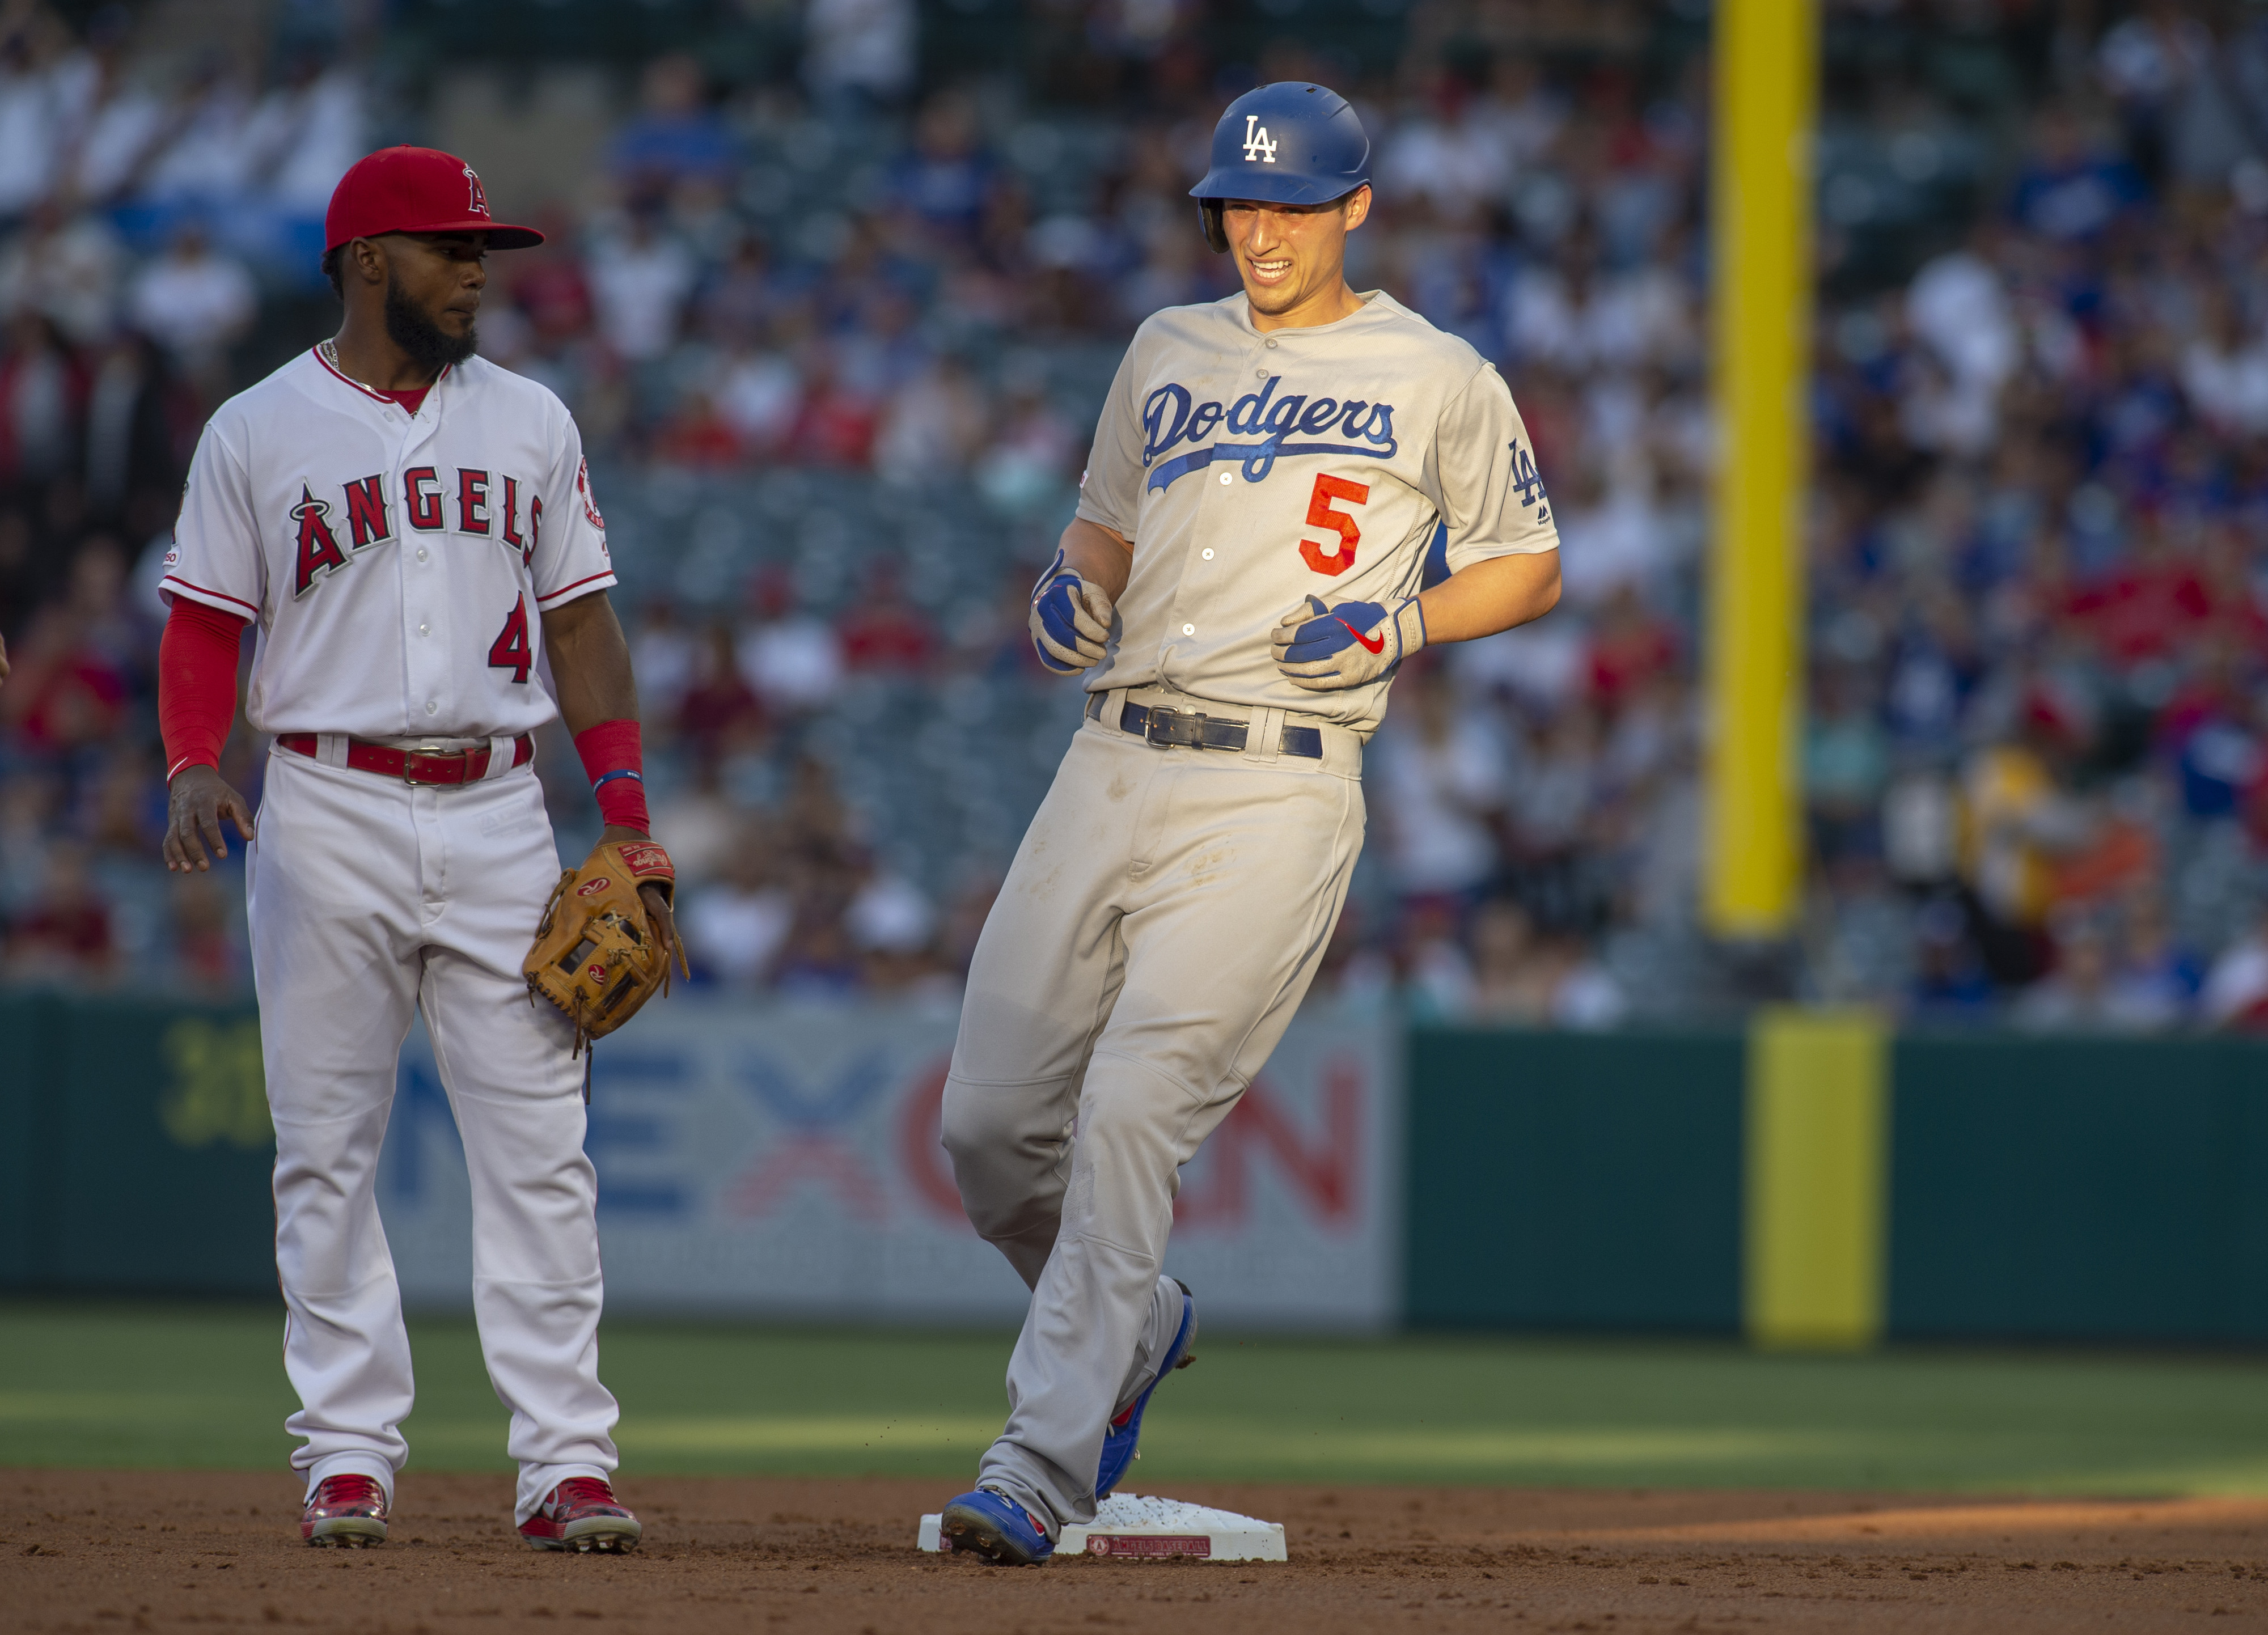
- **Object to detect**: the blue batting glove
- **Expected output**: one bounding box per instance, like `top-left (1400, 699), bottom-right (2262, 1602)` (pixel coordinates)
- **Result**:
top-left (1271, 594), bottom-right (1427, 690)
top-left (1029, 549), bottom-right (1114, 674)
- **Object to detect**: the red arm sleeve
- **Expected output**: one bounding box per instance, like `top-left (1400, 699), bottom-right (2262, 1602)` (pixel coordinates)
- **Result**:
top-left (160, 598), bottom-right (249, 781)
top-left (573, 718), bottom-right (650, 834)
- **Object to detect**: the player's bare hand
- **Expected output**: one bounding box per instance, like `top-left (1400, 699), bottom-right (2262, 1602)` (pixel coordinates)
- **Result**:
top-left (164, 764), bottom-right (256, 872)
top-left (639, 883), bottom-right (682, 973)
top-left (600, 823), bottom-right (686, 976)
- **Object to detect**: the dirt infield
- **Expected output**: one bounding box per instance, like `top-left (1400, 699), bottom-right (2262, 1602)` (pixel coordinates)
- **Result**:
top-left (6, 1469), bottom-right (2266, 1633)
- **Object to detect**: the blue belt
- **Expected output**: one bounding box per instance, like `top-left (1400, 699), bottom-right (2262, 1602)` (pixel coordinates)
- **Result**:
top-left (1086, 692), bottom-right (1323, 760)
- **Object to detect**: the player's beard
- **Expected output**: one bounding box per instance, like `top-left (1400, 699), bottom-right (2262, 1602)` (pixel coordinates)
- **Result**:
top-left (384, 276), bottom-right (477, 374)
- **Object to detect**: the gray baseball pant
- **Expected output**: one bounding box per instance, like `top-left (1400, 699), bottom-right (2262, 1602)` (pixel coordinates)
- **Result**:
top-left (941, 692), bottom-right (1365, 1533)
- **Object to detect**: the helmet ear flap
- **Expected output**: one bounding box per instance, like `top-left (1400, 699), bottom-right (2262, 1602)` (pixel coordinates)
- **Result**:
top-left (1199, 199), bottom-right (1228, 255)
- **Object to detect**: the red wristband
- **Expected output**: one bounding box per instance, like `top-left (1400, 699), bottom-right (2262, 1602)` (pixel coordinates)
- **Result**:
top-left (159, 598), bottom-right (249, 780)
top-left (573, 718), bottom-right (649, 835)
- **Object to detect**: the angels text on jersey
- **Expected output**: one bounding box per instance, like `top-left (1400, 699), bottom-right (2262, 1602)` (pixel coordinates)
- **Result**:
top-left (290, 463), bottom-right (545, 599)
top-left (162, 350), bottom-right (616, 740)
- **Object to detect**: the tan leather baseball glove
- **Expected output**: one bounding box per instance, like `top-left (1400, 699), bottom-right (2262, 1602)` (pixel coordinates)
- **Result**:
top-left (524, 837), bottom-right (687, 1058)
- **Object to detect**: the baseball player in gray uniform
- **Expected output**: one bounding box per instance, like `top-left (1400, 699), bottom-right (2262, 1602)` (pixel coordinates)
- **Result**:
top-left (935, 82), bottom-right (1563, 1565)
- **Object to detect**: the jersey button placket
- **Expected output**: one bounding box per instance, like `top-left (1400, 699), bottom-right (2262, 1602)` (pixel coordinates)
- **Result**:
top-left (1173, 371), bottom-right (1247, 666)
top-left (396, 412), bottom-right (442, 732)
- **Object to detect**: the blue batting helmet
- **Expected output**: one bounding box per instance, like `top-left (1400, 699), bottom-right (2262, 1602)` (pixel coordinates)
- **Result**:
top-left (1188, 82), bottom-right (1372, 253)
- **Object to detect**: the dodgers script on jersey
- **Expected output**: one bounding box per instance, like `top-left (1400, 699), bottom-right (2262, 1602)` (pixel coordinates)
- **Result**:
top-left (162, 349), bottom-right (616, 736)
top-left (1073, 289), bottom-right (1558, 733)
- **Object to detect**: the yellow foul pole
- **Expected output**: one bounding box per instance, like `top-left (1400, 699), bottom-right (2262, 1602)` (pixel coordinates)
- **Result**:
top-left (1704, 0), bottom-right (1817, 938)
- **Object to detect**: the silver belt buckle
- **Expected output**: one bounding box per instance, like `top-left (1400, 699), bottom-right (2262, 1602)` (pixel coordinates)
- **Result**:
top-left (400, 745), bottom-right (470, 786)
top-left (1143, 705), bottom-right (1192, 748)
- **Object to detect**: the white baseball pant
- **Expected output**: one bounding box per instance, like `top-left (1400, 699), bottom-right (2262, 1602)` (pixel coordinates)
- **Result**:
top-left (247, 743), bottom-right (620, 1524)
top-left (942, 693), bottom-right (1365, 1532)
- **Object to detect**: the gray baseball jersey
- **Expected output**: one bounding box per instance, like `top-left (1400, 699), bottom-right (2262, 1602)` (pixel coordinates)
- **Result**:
top-left (1073, 288), bottom-right (1559, 733)
top-left (937, 285), bottom-right (1563, 1543)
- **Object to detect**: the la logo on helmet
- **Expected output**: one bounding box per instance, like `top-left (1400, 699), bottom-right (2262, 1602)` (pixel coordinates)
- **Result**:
top-left (1242, 115), bottom-right (1277, 164)
top-left (464, 163), bottom-right (490, 217)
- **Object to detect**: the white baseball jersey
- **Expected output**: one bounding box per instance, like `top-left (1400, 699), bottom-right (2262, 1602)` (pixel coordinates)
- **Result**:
top-left (162, 348), bottom-right (616, 738)
top-left (1073, 289), bottom-right (1559, 734)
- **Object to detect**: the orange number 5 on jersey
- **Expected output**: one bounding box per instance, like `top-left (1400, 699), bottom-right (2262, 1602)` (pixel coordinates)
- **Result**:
top-left (1299, 473), bottom-right (1370, 575)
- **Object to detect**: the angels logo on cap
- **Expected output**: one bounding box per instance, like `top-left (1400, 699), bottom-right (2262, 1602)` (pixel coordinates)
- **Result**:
top-left (324, 146), bottom-right (544, 255)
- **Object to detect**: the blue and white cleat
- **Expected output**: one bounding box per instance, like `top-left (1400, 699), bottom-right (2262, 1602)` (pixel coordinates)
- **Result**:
top-left (1095, 1278), bottom-right (1197, 1500)
top-left (938, 1488), bottom-right (1053, 1566)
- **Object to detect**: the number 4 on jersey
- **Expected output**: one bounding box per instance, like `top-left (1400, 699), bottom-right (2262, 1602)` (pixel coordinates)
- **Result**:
top-left (489, 596), bottom-right (533, 683)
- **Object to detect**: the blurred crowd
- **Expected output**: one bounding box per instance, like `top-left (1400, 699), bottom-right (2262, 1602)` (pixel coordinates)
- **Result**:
top-left (1797, 4), bottom-right (2268, 1032)
top-left (12, 0), bottom-right (2268, 1032)
top-left (0, 0), bottom-right (373, 994)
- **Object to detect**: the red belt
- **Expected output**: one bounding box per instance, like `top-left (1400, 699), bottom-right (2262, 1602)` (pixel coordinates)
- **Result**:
top-left (276, 732), bottom-right (534, 786)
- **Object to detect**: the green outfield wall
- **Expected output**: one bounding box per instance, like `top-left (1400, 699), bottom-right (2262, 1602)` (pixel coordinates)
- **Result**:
top-left (1886, 1033), bottom-right (2268, 1344)
top-left (0, 994), bottom-right (274, 1296)
top-left (1404, 1028), bottom-right (1746, 1332)
top-left (1408, 1020), bottom-right (2268, 1346)
top-left (10, 992), bottom-right (2268, 1345)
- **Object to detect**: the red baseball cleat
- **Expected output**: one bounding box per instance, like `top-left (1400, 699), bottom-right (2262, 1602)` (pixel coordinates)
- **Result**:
top-left (301, 1473), bottom-right (388, 1547)
top-left (518, 1477), bottom-right (642, 1553)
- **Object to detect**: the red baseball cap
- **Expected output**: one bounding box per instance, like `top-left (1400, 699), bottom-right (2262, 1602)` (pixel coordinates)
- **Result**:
top-left (325, 146), bottom-right (544, 254)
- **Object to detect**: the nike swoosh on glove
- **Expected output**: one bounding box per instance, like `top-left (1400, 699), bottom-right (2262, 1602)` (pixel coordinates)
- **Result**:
top-left (1029, 548), bottom-right (1115, 673)
top-left (1272, 594), bottom-right (1426, 691)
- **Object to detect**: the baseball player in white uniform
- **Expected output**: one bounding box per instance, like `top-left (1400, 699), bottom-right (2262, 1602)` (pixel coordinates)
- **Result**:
top-left (934, 83), bottom-right (1563, 1564)
top-left (157, 147), bottom-right (675, 1553)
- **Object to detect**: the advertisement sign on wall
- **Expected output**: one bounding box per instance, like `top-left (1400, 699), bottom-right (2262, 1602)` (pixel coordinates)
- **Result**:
top-left (378, 998), bottom-right (1403, 1331)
